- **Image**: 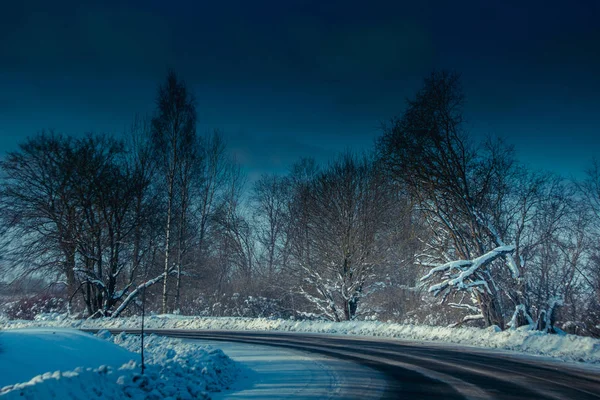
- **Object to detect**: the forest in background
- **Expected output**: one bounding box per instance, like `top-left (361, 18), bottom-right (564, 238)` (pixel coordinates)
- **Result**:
top-left (1, 71), bottom-right (599, 337)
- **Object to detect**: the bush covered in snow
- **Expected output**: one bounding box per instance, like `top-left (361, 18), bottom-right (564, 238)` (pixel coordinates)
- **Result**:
top-left (177, 293), bottom-right (293, 319)
top-left (1, 295), bottom-right (67, 321)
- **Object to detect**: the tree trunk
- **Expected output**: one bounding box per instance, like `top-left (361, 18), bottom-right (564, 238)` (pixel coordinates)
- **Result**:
top-left (343, 298), bottom-right (360, 321)
top-left (175, 264), bottom-right (181, 312)
top-left (65, 248), bottom-right (77, 300)
top-left (174, 185), bottom-right (187, 313)
top-left (512, 280), bottom-right (535, 328)
top-left (477, 291), bottom-right (505, 329)
top-left (174, 226), bottom-right (182, 312)
top-left (162, 173), bottom-right (175, 314)
top-left (132, 196), bottom-right (142, 275)
top-left (84, 282), bottom-right (93, 317)
top-left (343, 286), bottom-right (362, 321)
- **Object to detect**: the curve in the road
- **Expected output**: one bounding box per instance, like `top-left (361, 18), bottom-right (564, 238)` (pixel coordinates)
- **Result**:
top-left (83, 329), bottom-right (600, 400)
top-left (198, 339), bottom-right (389, 399)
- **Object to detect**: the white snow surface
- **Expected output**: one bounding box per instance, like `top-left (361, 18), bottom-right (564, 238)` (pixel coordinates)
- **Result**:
top-left (0, 328), bottom-right (239, 399)
top-left (0, 329), bottom-right (136, 389)
top-left (3, 315), bottom-right (600, 365)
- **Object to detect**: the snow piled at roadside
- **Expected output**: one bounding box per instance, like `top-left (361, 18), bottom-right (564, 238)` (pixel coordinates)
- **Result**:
top-left (0, 329), bottom-right (137, 389)
top-left (0, 329), bottom-right (239, 399)
top-left (100, 331), bottom-right (238, 394)
top-left (4, 315), bottom-right (600, 364)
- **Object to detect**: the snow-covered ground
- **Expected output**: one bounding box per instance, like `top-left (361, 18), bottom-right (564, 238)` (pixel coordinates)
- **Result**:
top-left (0, 328), bottom-right (239, 399)
top-left (0, 329), bottom-right (136, 390)
top-left (3, 314), bottom-right (600, 365)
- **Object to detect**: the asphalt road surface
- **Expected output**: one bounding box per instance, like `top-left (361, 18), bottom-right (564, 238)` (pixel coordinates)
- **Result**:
top-left (86, 329), bottom-right (600, 399)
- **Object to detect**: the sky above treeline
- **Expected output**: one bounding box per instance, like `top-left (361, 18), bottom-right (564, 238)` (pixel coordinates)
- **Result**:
top-left (1, 0), bottom-right (599, 180)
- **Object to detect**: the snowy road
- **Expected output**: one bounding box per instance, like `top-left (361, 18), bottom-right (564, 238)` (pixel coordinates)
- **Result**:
top-left (87, 329), bottom-right (600, 399)
top-left (197, 340), bottom-right (388, 399)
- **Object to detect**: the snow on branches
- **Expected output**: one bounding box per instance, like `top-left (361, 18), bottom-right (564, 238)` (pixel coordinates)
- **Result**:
top-left (420, 245), bottom-right (516, 297)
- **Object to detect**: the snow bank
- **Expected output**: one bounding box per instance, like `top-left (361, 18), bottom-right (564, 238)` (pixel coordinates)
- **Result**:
top-left (3, 316), bottom-right (600, 364)
top-left (0, 329), bottom-right (136, 389)
top-left (102, 331), bottom-right (238, 393)
top-left (0, 328), bottom-right (239, 399)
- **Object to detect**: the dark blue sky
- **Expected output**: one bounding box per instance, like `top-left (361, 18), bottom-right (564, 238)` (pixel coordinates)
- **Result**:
top-left (1, 0), bottom-right (599, 180)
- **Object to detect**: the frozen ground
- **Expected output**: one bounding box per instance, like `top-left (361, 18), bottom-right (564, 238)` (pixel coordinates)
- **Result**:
top-left (3, 314), bottom-right (600, 364)
top-left (0, 328), bottom-right (239, 399)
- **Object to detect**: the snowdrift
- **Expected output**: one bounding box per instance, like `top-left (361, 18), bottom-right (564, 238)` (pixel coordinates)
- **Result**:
top-left (0, 328), bottom-right (239, 399)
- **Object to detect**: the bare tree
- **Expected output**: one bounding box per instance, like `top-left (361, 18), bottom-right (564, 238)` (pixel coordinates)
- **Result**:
top-left (173, 129), bottom-right (199, 311)
top-left (378, 72), bottom-right (522, 328)
top-left (287, 153), bottom-right (395, 321)
top-left (186, 131), bottom-right (231, 286)
top-left (213, 164), bottom-right (255, 286)
top-left (0, 131), bottom-right (164, 318)
top-left (69, 134), bottom-right (131, 316)
top-left (577, 159), bottom-right (600, 333)
top-left (252, 174), bottom-right (291, 280)
top-left (151, 70), bottom-right (197, 314)
top-left (0, 132), bottom-right (79, 300)
top-left (111, 118), bottom-right (163, 318)
top-left (128, 116), bottom-right (160, 293)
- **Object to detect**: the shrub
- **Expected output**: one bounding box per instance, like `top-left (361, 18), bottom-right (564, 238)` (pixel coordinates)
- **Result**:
top-left (1, 294), bottom-right (66, 320)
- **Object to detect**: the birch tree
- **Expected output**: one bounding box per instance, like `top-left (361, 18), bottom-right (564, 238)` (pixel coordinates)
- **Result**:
top-left (151, 70), bottom-right (197, 314)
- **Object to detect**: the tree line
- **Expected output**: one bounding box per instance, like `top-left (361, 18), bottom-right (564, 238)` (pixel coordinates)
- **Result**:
top-left (1, 71), bottom-right (598, 335)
